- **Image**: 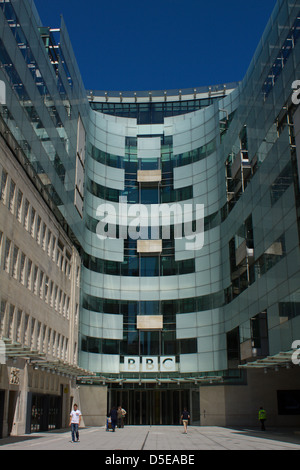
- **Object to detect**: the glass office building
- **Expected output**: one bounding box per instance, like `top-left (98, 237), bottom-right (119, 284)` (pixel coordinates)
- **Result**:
top-left (1, 0), bottom-right (300, 427)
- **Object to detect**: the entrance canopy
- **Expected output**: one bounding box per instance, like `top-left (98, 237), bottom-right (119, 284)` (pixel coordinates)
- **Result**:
top-left (238, 350), bottom-right (294, 371)
top-left (3, 337), bottom-right (95, 378)
top-left (77, 375), bottom-right (224, 386)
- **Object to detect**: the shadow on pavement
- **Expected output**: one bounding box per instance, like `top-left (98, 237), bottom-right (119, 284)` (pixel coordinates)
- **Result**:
top-left (225, 426), bottom-right (300, 445)
top-left (0, 428), bottom-right (70, 447)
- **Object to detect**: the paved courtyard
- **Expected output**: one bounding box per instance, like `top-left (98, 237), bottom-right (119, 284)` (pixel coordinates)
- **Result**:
top-left (1, 425), bottom-right (300, 452)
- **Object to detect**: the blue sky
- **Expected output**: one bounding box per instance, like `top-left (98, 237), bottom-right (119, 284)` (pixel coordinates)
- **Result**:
top-left (34, 0), bottom-right (277, 92)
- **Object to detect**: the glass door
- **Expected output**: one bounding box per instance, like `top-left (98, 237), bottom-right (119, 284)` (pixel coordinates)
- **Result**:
top-left (108, 388), bottom-right (193, 426)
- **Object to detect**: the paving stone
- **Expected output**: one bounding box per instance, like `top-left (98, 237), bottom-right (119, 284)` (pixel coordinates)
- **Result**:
top-left (1, 426), bottom-right (300, 451)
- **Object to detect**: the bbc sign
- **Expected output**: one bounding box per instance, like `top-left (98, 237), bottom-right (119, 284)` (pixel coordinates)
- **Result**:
top-left (123, 356), bottom-right (176, 373)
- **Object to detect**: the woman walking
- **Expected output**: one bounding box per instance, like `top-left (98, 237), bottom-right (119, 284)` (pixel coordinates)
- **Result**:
top-left (181, 408), bottom-right (190, 434)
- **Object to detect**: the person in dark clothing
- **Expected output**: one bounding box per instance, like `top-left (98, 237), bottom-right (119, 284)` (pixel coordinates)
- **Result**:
top-left (181, 407), bottom-right (190, 434)
top-left (109, 406), bottom-right (118, 431)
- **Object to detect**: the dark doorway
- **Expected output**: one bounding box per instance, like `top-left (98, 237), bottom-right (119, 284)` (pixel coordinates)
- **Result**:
top-left (7, 391), bottom-right (17, 436)
top-left (30, 394), bottom-right (62, 433)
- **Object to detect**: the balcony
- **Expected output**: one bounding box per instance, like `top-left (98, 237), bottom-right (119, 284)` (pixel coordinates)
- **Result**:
top-left (235, 240), bottom-right (254, 266)
top-left (231, 151), bottom-right (252, 179)
top-left (136, 315), bottom-right (163, 330)
top-left (137, 170), bottom-right (162, 183)
top-left (137, 239), bottom-right (162, 254)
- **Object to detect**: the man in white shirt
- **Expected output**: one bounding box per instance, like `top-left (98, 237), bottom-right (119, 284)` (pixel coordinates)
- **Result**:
top-left (69, 404), bottom-right (82, 442)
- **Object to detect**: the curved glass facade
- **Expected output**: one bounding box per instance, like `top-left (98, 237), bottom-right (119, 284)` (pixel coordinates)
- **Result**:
top-left (80, 86), bottom-right (234, 374)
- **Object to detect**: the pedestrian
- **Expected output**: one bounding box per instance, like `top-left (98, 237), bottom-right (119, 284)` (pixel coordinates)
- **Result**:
top-left (117, 405), bottom-right (126, 428)
top-left (109, 406), bottom-right (118, 431)
top-left (69, 403), bottom-right (82, 442)
top-left (121, 406), bottom-right (127, 427)
top-left (117, 405), bottom-right (123, 428)
top-left (181, 407), bottom-right (190, 434)
top-left (258, 406), bottom-right (267, 431)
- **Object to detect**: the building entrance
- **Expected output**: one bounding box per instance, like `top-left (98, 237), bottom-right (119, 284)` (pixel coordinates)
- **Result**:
top-left (108, 388), bottom-right (200, 426)
top-left (27, 393), bottom-right (62, 433)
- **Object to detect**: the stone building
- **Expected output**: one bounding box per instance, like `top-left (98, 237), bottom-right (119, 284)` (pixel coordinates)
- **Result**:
top-left (0, 114), bottom-right (89, 436)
